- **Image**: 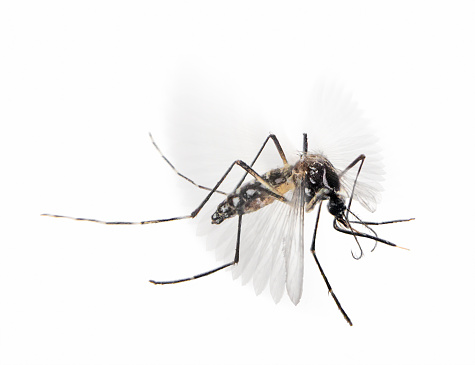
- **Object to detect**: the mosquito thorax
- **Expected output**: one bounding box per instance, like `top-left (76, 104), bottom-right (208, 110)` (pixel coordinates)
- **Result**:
top-left (295, 154), bottom-right (343, 212)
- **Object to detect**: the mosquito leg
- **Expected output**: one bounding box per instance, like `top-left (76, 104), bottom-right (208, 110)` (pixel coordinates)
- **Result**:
top-left (148, 133), bottom-right (227, 196)
top-left (348, 215), bottom-right (414, 252)
top-left (42, 159), bottom-right (285, 225)
top-left (233, 133), bottom-right (289, 191)
top-left (149, 214), bottom-right (243, 284)
top-left (310, 202), bottom-right (353, 326)
top-left (338, 154), bottom-right (366, 221)
top-left (333, 219), bottom-right (409, 250)
top-left (348, 230), bottom-right (364, 260)
top-left (349, 218), bottom-right (415, 225)
top-left (39, 213), bottom-right (190, 225)
top-left (190, 159), bottom-right (288, 219)
top-left (338, 154), bottom-right (366, 178)
top-left (346, 211), bottom-right (380, 253)
top-left (149, 132), bottom-right (289, 195)
top-left (251, 134), bottom-right (289, 166)
top-left (337, 214), bottom-right (366, 260)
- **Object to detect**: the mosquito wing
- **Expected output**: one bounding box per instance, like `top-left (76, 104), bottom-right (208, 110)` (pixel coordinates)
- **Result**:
top-left (282, 179), bottom-right (305, 305)
top-left (157, 77), bottom-right (283, 196)
top-left (289, 80), bottom-right (385, 212)
top-left (197, 181), bottom-right (306, 305)
top-left (339, 174), bottom-right (382, 212)
top-left (159, 78), bottom-right (384, 211)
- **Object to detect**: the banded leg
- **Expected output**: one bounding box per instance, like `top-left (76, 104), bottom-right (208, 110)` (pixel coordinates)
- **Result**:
top-left (333, 218), bottom-right (410, 251)
top-left (233, 133), bottom-right (288, 191)
top-left (349, 218), bottom-right (415, 226)
top-left (338, 155), bottom-right (415, 228)
top-left (331, 154), bottom-right (366, 258)
top-left (148, 133), bottom-right (226, 196)
top-left (348, 214), bottom-right (415, 252)
top-left (147, 137), bottom-right (289, 284)
top-left (337, 154), bottom-right (370, 258)
top-left (150, 214), bottom-right (243, 284)
top-left (149, 132), bottom-right (288, 196)
top-left (41, 160), bottom-right (287, 224)
top-left (311, 202), bottom-right (353, 326)
top-left (338, 154), bottom-right (366, 220)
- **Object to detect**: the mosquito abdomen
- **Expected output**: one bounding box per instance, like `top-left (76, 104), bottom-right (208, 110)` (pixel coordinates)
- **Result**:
top-left (211, 166), bottom-right (294, 224)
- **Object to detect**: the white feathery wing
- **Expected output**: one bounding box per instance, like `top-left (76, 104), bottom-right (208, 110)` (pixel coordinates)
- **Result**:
top-left (196, 179), bottom-right (306, 305)
top-left (304, 82), bottom-right (384, 212)
top-left (282, 180), bottom-right (305, 304)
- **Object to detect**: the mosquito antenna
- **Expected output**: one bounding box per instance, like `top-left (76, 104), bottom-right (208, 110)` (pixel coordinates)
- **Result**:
top-left (303, 133), bottom-right (308, 154)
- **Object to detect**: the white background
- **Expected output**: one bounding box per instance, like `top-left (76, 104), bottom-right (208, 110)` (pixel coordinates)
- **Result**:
top-left (1, 1), bottom-right (475, 364)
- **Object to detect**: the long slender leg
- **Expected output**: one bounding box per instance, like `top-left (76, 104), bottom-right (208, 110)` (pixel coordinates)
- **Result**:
top-left (148, 133), bottom-right (226, 196)
top-left (310, 202), bottom-right (353, 326)
top-left (337, 156), bottom-right (414, 256)
top-left (338, 154), bottom-right (366, 178)
top-left (349, 218), bottom-right (415, 225)
top-left (348, 214), bottom-right (414, 252)
top-left (149, 133), bottom-right (288, 196)
top-left (41, 160), bottom-right (286, 224)
top-left (150, 214), bottom-right (243, 284)
top-left (40, 213), bottom-right (190, 225)
top-left (335, 154), bottom-right (368, 256)
top-left (190, 159), bottom-right (288, 219)
top-left (147, 135), bottom-right (287, 285)
top-left (338, 154), bottom-right (366, 220)
top-left (233, 134), bottom-right (288, 191)
top-left (333, 218), bottom-right (410, 250)
top-left (346, 211), bottom-right (380, 253)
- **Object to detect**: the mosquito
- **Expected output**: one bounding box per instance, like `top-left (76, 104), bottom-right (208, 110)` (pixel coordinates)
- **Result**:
top-left (42, 132), bottom-right (413, 326)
